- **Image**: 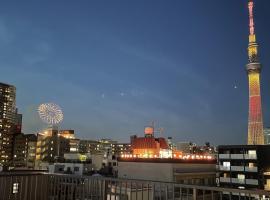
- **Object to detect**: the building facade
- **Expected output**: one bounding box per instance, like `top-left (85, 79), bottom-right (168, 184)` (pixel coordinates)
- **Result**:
top-left (264, 128), bottom-right (270, 145)
top-left (0, 82), bottom-right (16, 165)
top-left (35, 128), bottom-right (77, 167)
top-left (111, 143), bottom-right (131, 156)
top-left (217, 145), bottom-right (270, 191)
top-left (118, 158), bottom-right (216, 185)
top-left (13, 133), bottom-right (37, 168)
top-left (79, 139), bottom-right (101, 154)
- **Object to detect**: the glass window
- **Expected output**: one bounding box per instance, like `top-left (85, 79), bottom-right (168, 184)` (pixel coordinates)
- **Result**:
top-left (223, 162), bottom-right (230, 167)
top-left (248, 150), bottom-right (256, 155)
top-left (238, 174), bottom-right (245, 180)
top-left (12, 183), bottom-right (19, 194)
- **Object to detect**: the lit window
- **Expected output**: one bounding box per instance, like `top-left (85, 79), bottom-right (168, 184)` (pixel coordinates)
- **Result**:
top-left (12, 183), bottom-right (19, 194)
top-left (238, 174), bottom-right (245, 180)
top-left (223, 162), bottom-right (230, 167)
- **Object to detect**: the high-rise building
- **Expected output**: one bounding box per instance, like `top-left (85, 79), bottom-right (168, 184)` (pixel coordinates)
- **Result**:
top-left (0, 82), bottom-right (16, 164)
top-left (14, 109), bottom-right (22, 134)
top-left (246, 0), bottom-right (264, 145)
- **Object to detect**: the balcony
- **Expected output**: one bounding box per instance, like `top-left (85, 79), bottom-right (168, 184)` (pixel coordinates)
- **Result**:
top-left (230, 154), bottom-right (244, 159)
top-left (219, 154), bottom-right (230, 159)
top-left (244, 154), bottom-right (257, 160)
top-left (219, 166), bottom-right (230, 171)
top-left (231, 166), bottom-right (244, 171)
top-left (231, 178), bottom-right (245, 184)
top-left (245, 166), bottom-right (258, 172)
top-left (220, 177), bottom-right (231, 183)
top-left (246, 179), bottom-right (259, 185)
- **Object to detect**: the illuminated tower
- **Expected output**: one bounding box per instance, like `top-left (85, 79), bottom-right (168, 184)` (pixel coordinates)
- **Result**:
top-left (246, 0), bottom-right (264, 145)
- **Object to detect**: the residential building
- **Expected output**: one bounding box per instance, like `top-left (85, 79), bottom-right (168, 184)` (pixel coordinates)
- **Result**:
top-left (111, 143), bottom-right (131, 156)
top-left (13, 133), bottom-right (37, 168)
top-left (217, 145), bottom-right (270, 191)
top-left (264, 128), bottom-right (270, 145)
top-left (49, 153), bottom-right (92, 175)
top-left (35, 128), bottom-right (78, 168)
top-left (79, 139), bottom-right (101, 154)
top-left (176, 142), bottom-right (192, 153)
top-left (0, 82), bottom-right (16, 165)
top-left (118, 157), bottom-right (216, 185)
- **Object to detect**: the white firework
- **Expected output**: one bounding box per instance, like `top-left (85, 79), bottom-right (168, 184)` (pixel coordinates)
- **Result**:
top-left (38, 103), bottom-right (63, 125)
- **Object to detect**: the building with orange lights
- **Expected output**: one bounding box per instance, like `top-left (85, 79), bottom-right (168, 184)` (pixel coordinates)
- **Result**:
top-left (35, 128), bottom-right (79, 168)
top-left (130, 126), bottom-right (179, 158)
top-left (246, 0), bottom-right (264, 145)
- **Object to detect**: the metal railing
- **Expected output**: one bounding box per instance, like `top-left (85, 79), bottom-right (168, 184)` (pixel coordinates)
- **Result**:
top-left (0, 172), bottom-right (270, 200)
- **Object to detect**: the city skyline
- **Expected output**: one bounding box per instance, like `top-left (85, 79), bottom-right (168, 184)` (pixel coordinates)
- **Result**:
top-left (1, 1), bottom-right (270, 145)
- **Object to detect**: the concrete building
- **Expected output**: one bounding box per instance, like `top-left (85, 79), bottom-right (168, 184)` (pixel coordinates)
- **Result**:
top-left (264, 128), bottom-right (270, 145)
top-left (111, 143), bottom-right (131, 156)
top-left (0, 82), bottom-right (16, 165)
top-left (118, 158), bottom-right (216, 185)
top-left (176, 142), bottom-right (191, 153)
top-left (35, 128), bottom-right (78, 168)
top-left (49, 153), bottom-right (92, 175)
top-left (217, 145), bottom-right (270, 191)
top-left (13, 133), bottom-right (37, 168)
top-left (79, 139), bottom-right (101, 154)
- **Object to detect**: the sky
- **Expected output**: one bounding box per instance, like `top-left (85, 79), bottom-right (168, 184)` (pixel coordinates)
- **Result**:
top-left (0, 0), bottom-right (270, 145)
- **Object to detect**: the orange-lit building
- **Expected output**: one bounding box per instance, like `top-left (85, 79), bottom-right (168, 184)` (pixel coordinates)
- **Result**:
top-left (35, 128), bottom-right (79, 165)
top-left (130, 127), bottom-right (182, 158)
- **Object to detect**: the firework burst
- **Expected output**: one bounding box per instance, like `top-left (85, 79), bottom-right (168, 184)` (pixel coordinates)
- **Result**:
top-left (38, 103), bottom-right (63, 125)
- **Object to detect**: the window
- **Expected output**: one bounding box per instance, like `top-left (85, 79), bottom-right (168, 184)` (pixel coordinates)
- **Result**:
top-left (12, 183), bottom-right (19, 194)
top-left (248, 150), bottom-right (256, 155)
top-left (238, 174), bottom-right (245, 180)
top-left (223, 162), bottom-right (230, 167)
top-left (74, 167), bottom-right (79, 172)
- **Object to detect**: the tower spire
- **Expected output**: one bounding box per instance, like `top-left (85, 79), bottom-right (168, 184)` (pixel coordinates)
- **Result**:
top-left (246, 0), bottom-right (264, 145)
top-left (247, 0), bottom-right (258, 63)
top-left (248, 0), bottom-right (255, 37)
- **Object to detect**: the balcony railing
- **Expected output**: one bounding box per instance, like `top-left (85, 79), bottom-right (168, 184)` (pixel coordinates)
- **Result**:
top-left (230, 154), bottom-right (244, 159)
top-left (230, 166), bottom-right (244, 171)
top-left (219, 154), bottom-right (230, 159)
top-left (244, 154), bottom-right (257, 160)
top-left (219, 177), bottom-right (230, 183)
top-left (245, 166), bottom-right (258, 172)
top-left (231, 178), bottom-right (245, 184)
top-left (219, 166), bottom-right (230, 171)
top-left (246, 179), bottom-right (259, 185)
top-left (0, 172), bottom-right (269, 200)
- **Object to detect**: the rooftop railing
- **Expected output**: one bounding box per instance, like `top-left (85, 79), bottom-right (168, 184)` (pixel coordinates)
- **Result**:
top-left (0, 172), bottom-right (269, 200)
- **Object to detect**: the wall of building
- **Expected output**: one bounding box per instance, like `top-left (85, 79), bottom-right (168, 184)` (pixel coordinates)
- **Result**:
top-left (49, 163), bottom-right (85, 175)
top-left (118, 161), bottom-right (174, 182)
top-left (118, 161), bottom-right (216, 183)
top-left (91, 153), bottom-right (104, 170)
